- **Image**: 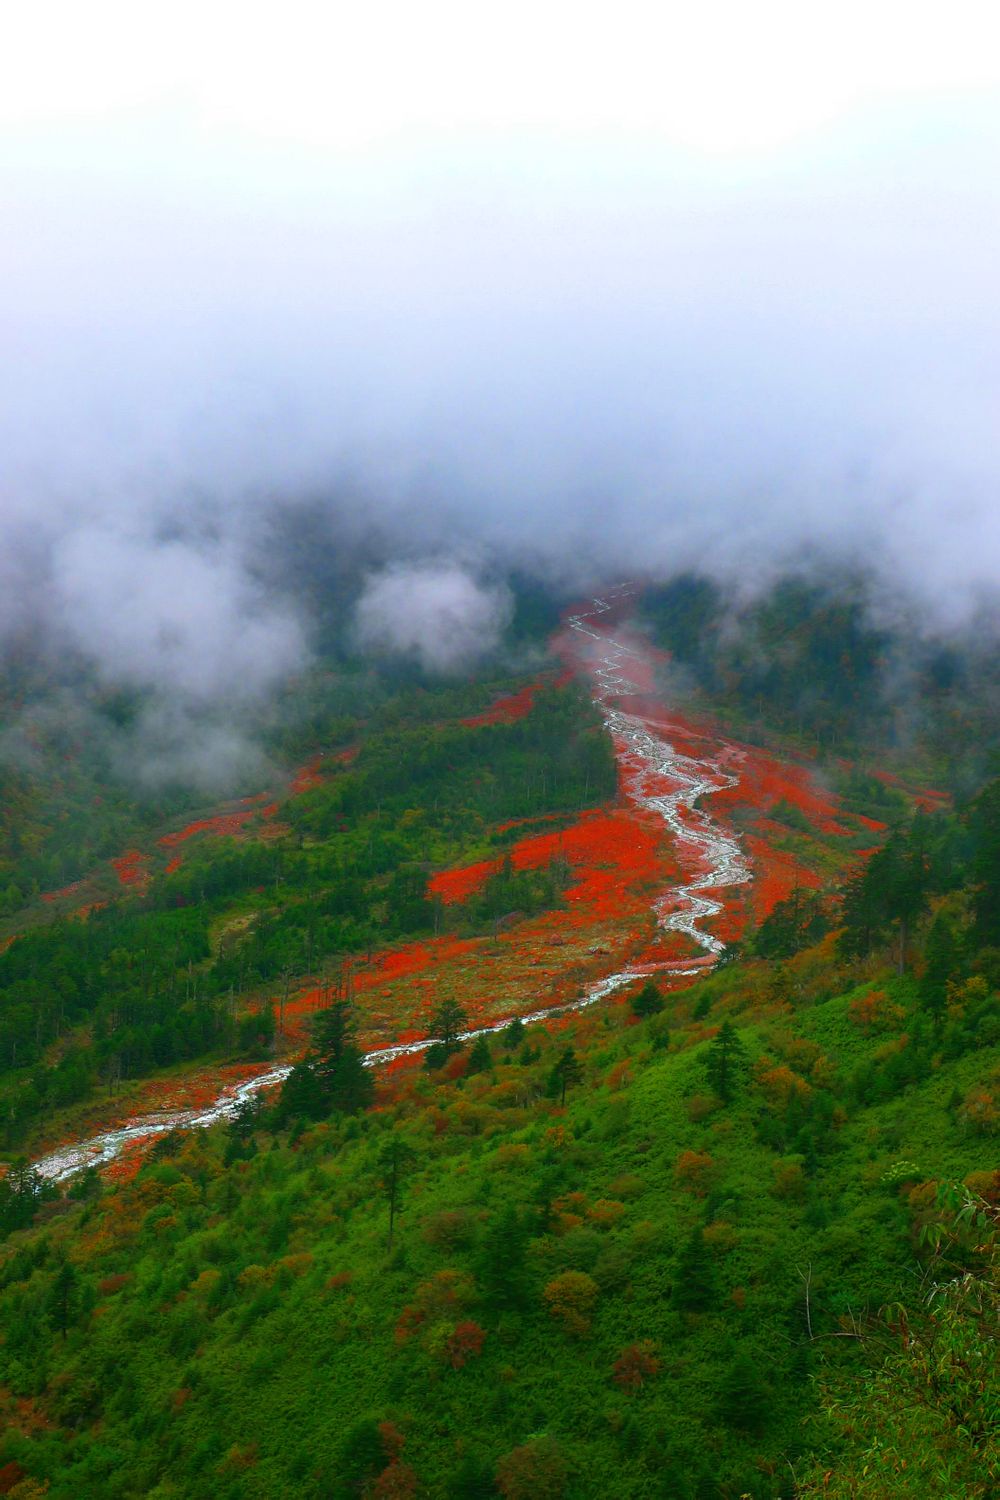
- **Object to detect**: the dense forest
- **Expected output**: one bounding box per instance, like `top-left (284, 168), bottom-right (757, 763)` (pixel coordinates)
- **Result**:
top-left (638, 573), bottom-right (1000, 794)
top-left (0, 680), bottom-right (614, 1148)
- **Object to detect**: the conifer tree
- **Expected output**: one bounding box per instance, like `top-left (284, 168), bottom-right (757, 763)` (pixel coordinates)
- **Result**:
top-left (632, 981), bottom-right (665, 1018)
top-left (466, 1033), bottom-right (493, 1074)
top-left (718, 1350), bottom-right (769, 1433)
top-left (378, 1134), bottom-right (417, 1246)
top-left (430, 1000), bottom-right (469, 1055)
top-left (705, 1022), bottom-right (747, 1103)
top-left (47, 1260), bottom-right (79, 1341)
top-left (671, 1226), bottom-right (717, 1311)
top-left (548, 1047), bottom-right (584, 1105)
top-left (479, 1205), bottom-right (530, 1312)
top-left (920, 911), bottom-right (958, 1019)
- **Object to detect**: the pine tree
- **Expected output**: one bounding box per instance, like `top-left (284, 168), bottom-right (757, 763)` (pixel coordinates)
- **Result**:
top-left (47, 1260), bottom-right (79, 1341)
top-left (970, 780), bottom-right (1000, 944)
top-left (312, 999), bottom-right (353, 1076)
top-left (466, 1034), bottom-right (493, 1074)
top-left (431, 1000), bottom-right (469, 1055)
top-left (718, 1350), bottom-right (769, 1432)
top-left (378, 1134), bottom-right (417, 1246)
top-left (632, 981), bottom-right (665, 1018)
top-left (479, 1205), bottom-right (530, 1312)
top-left (671, 1227), bottom-right (717, 1311)
top-left (327, 1048), bottom-right (375, 1114)
top-left (547, 1047), bottom-right (584, 1105)
top-left (920, 911), bottom-right (958, 1019)
top-left (705, 1021), bottom-right (747, 1103)
top-left (278, 1058), bottom-right (327, 1121)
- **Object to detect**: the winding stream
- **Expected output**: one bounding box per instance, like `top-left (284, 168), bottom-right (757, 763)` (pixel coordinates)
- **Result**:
top-left (35, 590), bottom-right (750, 1182)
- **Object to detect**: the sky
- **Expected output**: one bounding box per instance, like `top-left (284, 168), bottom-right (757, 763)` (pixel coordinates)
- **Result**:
top-left (2, 0), bottom-right (1000, 724)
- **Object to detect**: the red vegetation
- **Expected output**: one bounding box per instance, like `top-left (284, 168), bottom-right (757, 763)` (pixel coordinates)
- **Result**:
top-left (287, 747), bottom-right (361, 798)
top-left (41, 880), bottom-right (86, 904)
top-left (461, 669), bottom-right (572, 728)
top-left (445, 1320), bottom-right (487, 1368)
top-left (74, 900), bottom-right (108, 921)
top-left (742, 832), bottom-right (822, 924)
top-left (164, 856), bottom-right (183, 875)
top-left (158, 811), bottom-right (254, 848)
top-left (110, 850), bottom-right (149, 887)
top-left (613, 1341), bottom-right (662, 1391)
top-left (0, 1462), bottom-right (28, 1494)
top-left (848, 988), bottom-right (907, 1033)
top-left (872, 767), bottom-right (949, 812)
top-left (429, 809), bottom-right (666, 916)
top-left (103, 1136), bottom-right (158, 1185)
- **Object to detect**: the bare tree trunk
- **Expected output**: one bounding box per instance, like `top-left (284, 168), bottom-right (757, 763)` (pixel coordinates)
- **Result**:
top-left (797, 1262), bottom-right (814, 1340)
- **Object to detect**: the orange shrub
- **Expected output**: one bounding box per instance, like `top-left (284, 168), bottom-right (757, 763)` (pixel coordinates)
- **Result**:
top-left (754, 1063), bottom-right (813, 1109)
top-left (97, 1273), bottom-right (131, 1296)
top-left (613, 1340), bottom-right (661, 1391)
top-left (702, 1220), bottom-right (737, 1253)
top-left (605, 1060), bottom-right (633, 1091)
top-left (964, 1169), bottom-right (1000, 1202)
top-left (444, 1319), bottom-right (487, 1368)
top-left (588, 1199), bottom-right (626, 1229)
top-left (496, 1437), bottom-right (568, 1500)
top-left (237, 1264), bottom-right (275, 1292)
top-left (673, 1149), bottom-right (718, 1196)
top-left (771, 1161), bottom-right (806, 1200)
top-left (543, 1270), bottom-right (599, 1335)
top-left (848, 989), bottom-right (906, 1034)
top-left (370, 1462), bottom-right (419, 1498)
top-left (960, 1088), bottom-right (998, 1136)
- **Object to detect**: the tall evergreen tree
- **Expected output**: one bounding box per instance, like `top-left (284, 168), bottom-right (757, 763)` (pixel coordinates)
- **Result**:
top-left (671, 1226), bottom-right (717, 1312)
top-left (47, 1260), bottom-right (79, 1341)
top-left (718, 1350), bottom-right (770, 1433)
top-left (479, 1205), bottom-right (530, 1312)
top-left (547, 1047), bottom-right (584, 1105)
top-left (378, 1134), bottom-right (417, 1246)
top-left (632, 981), bottom-right (665, 1018)
top-left (705, 1022), bottom-right (747, 1103)
top-left (920, 911), bottom-right (959, 1019)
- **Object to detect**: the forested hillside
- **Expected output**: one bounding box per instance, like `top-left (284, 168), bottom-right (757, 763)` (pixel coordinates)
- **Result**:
top-left (0, 576), bottom-right (997, 1500)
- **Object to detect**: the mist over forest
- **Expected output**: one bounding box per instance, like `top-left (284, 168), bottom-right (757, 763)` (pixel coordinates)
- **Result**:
top-left (1, 12), bottom-right (999, 1500)
top-left (3, 29), bottom-right (1000, 753)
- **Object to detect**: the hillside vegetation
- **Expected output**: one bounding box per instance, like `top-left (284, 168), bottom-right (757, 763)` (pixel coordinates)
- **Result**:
top-left (0, 577), bottom-right (997, 1499)
top-left (1, 796), bottom-right (998, 1496)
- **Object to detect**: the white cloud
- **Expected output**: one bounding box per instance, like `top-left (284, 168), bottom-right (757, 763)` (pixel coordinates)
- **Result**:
top-left (354, 564), bottom-right (512, 673)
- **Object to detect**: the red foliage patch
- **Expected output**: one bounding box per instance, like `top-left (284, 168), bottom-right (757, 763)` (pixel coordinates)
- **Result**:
top-left (429, 809), bottom-right (666, 915)
top-left (110, 850), bottom-right (149, 887)
top-left (41, 879), bottom-right (86, 904)
top-left (74, 900), bottom-right (108, 921)
top-left (461, 669), bottom-right (573, 728)
top-left (158, 811), bottom-right (254, 848)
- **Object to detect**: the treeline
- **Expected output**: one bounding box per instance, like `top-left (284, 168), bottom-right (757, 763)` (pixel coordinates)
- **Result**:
top-left (639, 572), bottom-right (1000, 787)
top-left (744, 773), bottom-right (998, 975)
top-left (287, 684), bottom-right (614, 841)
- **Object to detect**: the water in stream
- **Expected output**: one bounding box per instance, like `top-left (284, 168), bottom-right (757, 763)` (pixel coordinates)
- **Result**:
top-left (35, 590), bottom-right (750, 1182)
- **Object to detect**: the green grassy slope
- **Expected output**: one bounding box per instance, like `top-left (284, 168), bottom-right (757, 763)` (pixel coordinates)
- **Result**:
top-left (0, 942), bottom-right (995, 1499)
